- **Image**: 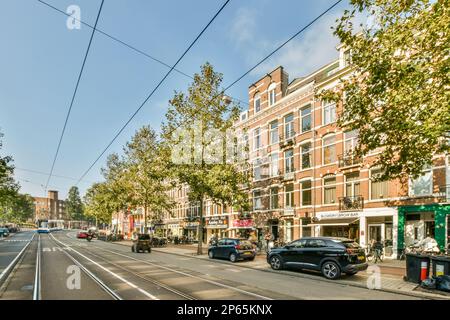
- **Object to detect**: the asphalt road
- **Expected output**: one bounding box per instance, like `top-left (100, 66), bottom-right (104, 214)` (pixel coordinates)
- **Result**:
top-left (0, 230), bottom-right (425, 300)
top-left (0, 231), bottom-right (35, 274)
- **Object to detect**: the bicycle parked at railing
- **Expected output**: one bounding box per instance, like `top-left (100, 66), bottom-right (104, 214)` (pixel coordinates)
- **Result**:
top-left (366, 241), bottom-right (384, 263)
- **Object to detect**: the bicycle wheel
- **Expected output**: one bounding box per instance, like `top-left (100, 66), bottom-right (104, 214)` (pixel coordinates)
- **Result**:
top-left (366, 253), bottom-right (373, 262)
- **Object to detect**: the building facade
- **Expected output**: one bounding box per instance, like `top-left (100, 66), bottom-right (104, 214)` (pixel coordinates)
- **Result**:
top-left (33, 190), bottom-right (67, 221)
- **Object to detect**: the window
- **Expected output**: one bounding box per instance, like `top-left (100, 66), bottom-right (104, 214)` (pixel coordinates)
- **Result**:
top-left (410, 166), bottom-right (432, 196)
top-left (345, 172), bottom-right (360, 197)
top-left (253, 190), bottom-right (263, 210)
top-left (291, 239), bottom-right (307, 248)
top-left (300, 105), bottom-right (312, 132)
top-left (253, 128), bottom-right (261, 150)
top-left (323, 176), bottom-right (336, 204)
top-left (344, 130), bottom-right (359, 154)
top-left (322, 134), bottom-right (336, 165)
top-left (269, 121), bottom-right (279, 144)
top-left (370, 168), bottom-right (388, 200)
top-left (268, 83), bottom-right (276, 106)
top-left (301, 180), bottom-right (312, 206)
top-left (323, 101), bottom-right (336, 125)
top-left (254, 93), bottom-right (261, 113)
top-left (270, 153), bottom-right (279, 177)
top-left (270, 187), bottom-right (279, 209)
top-left (344, 49), bottom-right (352, 67)
top-left (253, 159), bottom-right (262, 180)
top-left (285, 184), bottom-right (294, 208)
top-left (307, 239), bottom-right (326, 248)
top-left (301, 143), bottom-right (312, 169)
top-left (284, 114), bottom-right (294, 138)
top-left (284, 149), bottom-right (294, 173)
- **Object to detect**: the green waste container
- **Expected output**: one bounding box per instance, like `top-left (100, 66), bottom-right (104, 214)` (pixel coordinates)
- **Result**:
top-left (405, 253), bottom-right (430, 284)
top-left (431, 255), bottom-right (450, 277)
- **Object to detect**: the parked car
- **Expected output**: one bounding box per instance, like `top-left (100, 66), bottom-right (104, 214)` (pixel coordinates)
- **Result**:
top-left (131, 234), bottom-right (152, 253)
top-left (0, 227), bottom-right (10, 237)
top-left (267, 237), bottom-right (368, 280)
top-left (77, 230), bottom-right (89, 239)
top-left (208, 238), bottom-right (256, 262)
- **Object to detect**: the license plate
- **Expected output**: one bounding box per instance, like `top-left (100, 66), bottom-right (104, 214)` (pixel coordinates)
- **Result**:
top-left (358, 256), bottom-right (365, 261)
top-left (243, 252), bottom-right (251, 255)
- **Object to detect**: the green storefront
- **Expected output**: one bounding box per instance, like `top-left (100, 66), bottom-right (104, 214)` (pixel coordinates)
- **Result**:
top-left (398, 204), bottom-right (450, 254)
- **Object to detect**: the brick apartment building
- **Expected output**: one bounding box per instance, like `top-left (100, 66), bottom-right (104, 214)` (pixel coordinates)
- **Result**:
top-left (33, 190), bottom-right (68, 222)
top-left (119, 44), bottom-right (450, 257)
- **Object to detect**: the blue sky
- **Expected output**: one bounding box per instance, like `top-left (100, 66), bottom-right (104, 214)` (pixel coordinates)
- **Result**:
top-left (0, 0), bottom-right (353, 199)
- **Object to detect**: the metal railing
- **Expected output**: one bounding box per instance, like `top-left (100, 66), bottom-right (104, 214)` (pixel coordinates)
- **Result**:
top-left (438, 185), bottom-right (450, 202)
top-left (338, 196), bottom-right (364, 211)
top-left (338, 153), bottom-right (362, 168)
top-left (279, 130), bottom-right (296, 147)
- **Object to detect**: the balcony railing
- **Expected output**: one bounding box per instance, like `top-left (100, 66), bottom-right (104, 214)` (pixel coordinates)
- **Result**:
top-left (338, 153), bottom-right (362, 168)
top-left (338, 196), bottom-right (364, 211)
top-left (282, 208), bottom-right (295, 216)
top-left (437, 185), bottom-right (450, 203)
top-left (279, 131), bottom-right (296, 147)
top-left (283, 171), bottom-right (295, 181)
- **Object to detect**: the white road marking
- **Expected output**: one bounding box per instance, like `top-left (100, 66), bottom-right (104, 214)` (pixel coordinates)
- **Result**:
top-left (0, 233), bottom-right (35, 283)
top-left (87, 244), bottom-right (273, 300)
top-left (50, 234), bottom-right (159, 300)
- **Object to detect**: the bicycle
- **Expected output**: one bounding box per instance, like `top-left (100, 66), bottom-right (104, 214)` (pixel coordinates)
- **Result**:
top-left (366, 244), bottom-right (384, 263)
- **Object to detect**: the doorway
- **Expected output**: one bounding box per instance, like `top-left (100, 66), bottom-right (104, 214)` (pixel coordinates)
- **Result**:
top-left (368, 224), bottom-right (384, 243)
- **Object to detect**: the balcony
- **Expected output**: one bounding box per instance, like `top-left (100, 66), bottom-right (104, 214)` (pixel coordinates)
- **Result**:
top-left (338, 153), bottom-right (362, 168)
top-left (338, 196), bottom-right (364, 211)
top-left (279, 131), bottom-right (296, 148)
top-left (283, 171), bottom-right (295, 181)
top-left (282, 208), bottom-right (295, 216)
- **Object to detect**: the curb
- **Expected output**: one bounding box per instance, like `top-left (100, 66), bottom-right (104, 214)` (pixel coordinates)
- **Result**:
top-left (148, 247), bottom-right (448, 300)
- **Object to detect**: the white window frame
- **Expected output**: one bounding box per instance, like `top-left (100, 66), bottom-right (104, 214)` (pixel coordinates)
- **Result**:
top-left (253, 127), bottom-right (261, 151)
top-left (323, 175), bottom-right (337, 205)
top-left (269, 120), bottom-right (279, 144)
top-left (270, 152), bottom-right (279, 177)
top-left (300, 142), bottom-right (312, 170)
top-left (409, 166), bottom-right (433, 197)
top-left (300, 104), bottom-right (312, 133)
top-left (268, 83), bottom-right (276, 106)
top-left (284, 149), bottom-right (294, 173)
top-left (300, 179), bottom-right (312, 207)
top-left (369, 167), bottom-right (389, 200)
top-left (284, 184), bottom-right (294, 208)
top-left (322, 101), bottom-right (337, 125)
top-left (254, 93), bottom-right (261, 113)
top-left (322, 134), bottom-right (336, 165)
top-left (284, 114), bottom-right (294, 138)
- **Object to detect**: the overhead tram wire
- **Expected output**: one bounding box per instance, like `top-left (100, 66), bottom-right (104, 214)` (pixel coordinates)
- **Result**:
top-left (36, 0), bottom-right (248, 107)
top-left (15, 167), bottom-right (95, 184)
top-left (74, 0), bottom-right (232, 186)
top-left (44, 0), bottom-right (105, 193)
top-left (74, 0), bottom-right (343, 186)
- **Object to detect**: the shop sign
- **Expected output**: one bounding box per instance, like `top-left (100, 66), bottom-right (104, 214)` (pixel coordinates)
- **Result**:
top-left (184, 222), bottom-right (199, 228)
top-left (320, 211), bottom-right (360, 219)
top-left (167, 224), bottom-right (179, 229)
top-left (232, 219), bottom-right (254, 228)
top-left (206, 217), bottom-right (228, 228)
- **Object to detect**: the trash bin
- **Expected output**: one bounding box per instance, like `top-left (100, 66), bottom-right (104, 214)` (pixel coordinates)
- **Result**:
top-left (405, 253), bottom-right (430, 284)
top-left (431, 255), bottom-right (450, 277)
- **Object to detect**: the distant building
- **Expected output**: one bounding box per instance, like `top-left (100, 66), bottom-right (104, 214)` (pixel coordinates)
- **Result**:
top-left (33, 190), bottom-right (68, 221)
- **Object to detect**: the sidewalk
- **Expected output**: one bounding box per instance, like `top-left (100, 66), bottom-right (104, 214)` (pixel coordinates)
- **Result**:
top-left (111, 240), bottom-right (449, 299)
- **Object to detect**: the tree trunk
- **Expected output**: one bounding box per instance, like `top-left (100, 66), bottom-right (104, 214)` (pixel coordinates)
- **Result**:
top-left (197, 196), bottom-right (204, 255)
top-left (144, 203), bottom-right (148, 234)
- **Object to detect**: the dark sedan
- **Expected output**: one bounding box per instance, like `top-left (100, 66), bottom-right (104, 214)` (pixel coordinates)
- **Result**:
top-left (208, 238), bottom-right (256, 262)
top-left (267, 237), bottom-right (368, 280)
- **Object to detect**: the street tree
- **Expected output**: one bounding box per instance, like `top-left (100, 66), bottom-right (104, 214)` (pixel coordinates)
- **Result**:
top-left (123, 125), bottom-right (174, 233)
top-left (318, 0), bottom-right (450, 180)
top-left (84, 182), bottom-right (114, 225)
top-left (66, 186), bottom-right (84, 221)
top-left (163, 63), bottom-right (251, 255)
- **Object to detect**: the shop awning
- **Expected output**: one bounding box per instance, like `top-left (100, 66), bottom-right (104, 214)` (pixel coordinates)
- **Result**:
top-left (307, 218), bottom-right (359, 227)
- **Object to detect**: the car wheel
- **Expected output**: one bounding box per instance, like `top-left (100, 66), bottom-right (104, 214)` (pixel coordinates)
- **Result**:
top-left (148, 248), bottom-right (152, 253)
top-left (269, 255), bottom-right (283, 270)
top-left (131, 246), bottom-right (135, 252)
top-left (229, 253), bottom-right (237, 263)
top-left (208, 250), bottom-right (214, 259)
top-left (321, 261), bottom-right (341, 280)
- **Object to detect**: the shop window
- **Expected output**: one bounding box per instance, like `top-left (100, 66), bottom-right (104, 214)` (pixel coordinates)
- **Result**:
top-left (370, 168), bottom-right (389, 199)
top-left (323, 176), bottom-right (337, 204)
top-left (322, 134), bottom-right (336, 165)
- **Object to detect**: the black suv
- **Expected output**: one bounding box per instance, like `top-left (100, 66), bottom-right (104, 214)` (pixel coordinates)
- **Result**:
top-left (267, 237), bottom-right (368, 280)
top-left (131, 234), bottom-right (152, 253)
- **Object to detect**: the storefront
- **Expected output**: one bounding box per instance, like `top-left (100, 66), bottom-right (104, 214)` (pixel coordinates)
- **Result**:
top-left (183, 221), bottom-right (200, 241)
top-left (206, 216), bottom-right (229, 240)
top-left (229, 218), bottom-right (255, 239)
top-left (167, 222), bottom-right (182, 237)
top-left (398, 204), bottom-right (450, 254)
top-left (311, 211), bottom-right (360, 241)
